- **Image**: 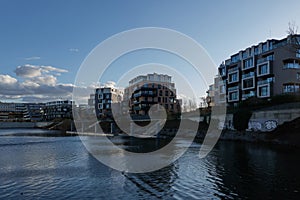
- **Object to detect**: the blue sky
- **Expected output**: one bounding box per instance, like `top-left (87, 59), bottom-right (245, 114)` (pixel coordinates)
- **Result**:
top-left (1, 0), bottom-right (300, 103)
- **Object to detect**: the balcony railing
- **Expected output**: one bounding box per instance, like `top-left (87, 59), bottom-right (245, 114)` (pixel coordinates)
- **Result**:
top-left (228, 66), bottom-right (239, 73)
top-left (257, 78), bottom-right (273, 86)
top-left (257, 55), bottom-right (273, 64)
top-left (242, 72), bottom-right (255, 79)
top-left (228, 85), bottom-right (239, 92)
top-left (242, 92), bottom-right (256, 100)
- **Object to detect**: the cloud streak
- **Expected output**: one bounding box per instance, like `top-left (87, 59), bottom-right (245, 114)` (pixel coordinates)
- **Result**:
top-left (25, 56), bottom-right (41, 60)
top-left (69, 48), bottom-right (79, 52)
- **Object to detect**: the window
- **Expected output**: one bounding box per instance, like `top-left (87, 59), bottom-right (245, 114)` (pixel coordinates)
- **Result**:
top-left (257, 63), bottom-right (270, 76)
top-left (228, 91), bottom-right (239, 101)
top-left (228, 72), bottom-right (239, 83)
top-left (158, 97), bottom-right (161, 102)
top-left (283, 84), bottom-right (300, 93)
top-left (269, 42), bottom-right (273, 50)
top-left (297, 72), bottom-right (300, 80)
top-left (165, 90), bottom-right (169, 96)
top-left (262, 43), bottom-right (268, 52)
top-left (258, 85), bottom-right (270, 97)
top-left (220, 67), bottom-right (226, 76)
top-left (243, 58), bottom-right (254, 69)
top-left (283, 60), bottom-right (300, 69)
top-left (231, 54), bottom-right (240, 63)
top-left (297, 49), bottom-right (300, 58)
top-left (243, 78), bottom-right (255, 89)
top-left (220, 85), bottom-right (226, 94)
top-left (254, 47), bottom-right (259, 55)
top-left (242, 51), bottom-right (248, 59)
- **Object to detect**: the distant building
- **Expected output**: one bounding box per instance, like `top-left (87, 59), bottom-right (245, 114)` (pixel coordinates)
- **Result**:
top-left (24, 103), bottom-right (45, 121)
top-left (124, 73), bottom-right (180, 115)
top-left (44, 100), bottom-right (74, 120)
top-left (0, 102), bottom-right (27, 121)
top-left (88, 94), bottom-right (95, 108)
top-left (95, 87), bottom-right (123, 119)
top-left (215, 34), bottom-right (300, 107)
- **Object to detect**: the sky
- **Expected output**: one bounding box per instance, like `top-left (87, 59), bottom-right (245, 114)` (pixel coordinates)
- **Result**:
top-left (1, 0), bottom-right (300, 104)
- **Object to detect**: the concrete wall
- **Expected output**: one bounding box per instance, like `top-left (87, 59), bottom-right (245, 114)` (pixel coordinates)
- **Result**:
top-left (0, 122), bottom-right (36, 128)
top-left (220, 108), bottom-right (300, 131)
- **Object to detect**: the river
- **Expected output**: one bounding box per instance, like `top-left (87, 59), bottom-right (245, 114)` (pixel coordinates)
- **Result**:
top-left (0, 129), bottom-right (299, 199)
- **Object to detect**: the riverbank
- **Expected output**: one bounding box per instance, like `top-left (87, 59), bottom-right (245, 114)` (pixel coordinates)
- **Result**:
top-left (2, 117), bottom-right (299, 148)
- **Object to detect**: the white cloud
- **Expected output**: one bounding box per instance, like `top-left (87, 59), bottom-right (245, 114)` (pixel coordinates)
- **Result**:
top-left (14, 64), bottom-right (68, 78)
top-left (41, 65), bottom-right (68, 73)
top-left (15, 65), bottom-right (42, 78)
top-left (31, 75), bottom-right (57, 86)
top-left (0, 74), bottom-right (17, 85)
top-left (25, 56), bottom-right (41, 60)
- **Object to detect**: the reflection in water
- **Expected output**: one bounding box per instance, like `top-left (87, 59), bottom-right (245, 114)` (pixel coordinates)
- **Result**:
top-left (0, 129), bottom-right (300, 199)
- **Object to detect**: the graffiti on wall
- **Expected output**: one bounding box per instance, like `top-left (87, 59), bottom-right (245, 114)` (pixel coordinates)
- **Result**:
top-left (248, 119), bottom-right (278, 132)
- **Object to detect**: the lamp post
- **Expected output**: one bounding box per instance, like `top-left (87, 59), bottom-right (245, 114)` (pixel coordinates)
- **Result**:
top-left (205, 94), bottom-right (212, 124)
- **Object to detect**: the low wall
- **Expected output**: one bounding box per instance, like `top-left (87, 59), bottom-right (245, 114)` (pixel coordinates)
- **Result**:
top-left (0, 122), bottom-right (36, 128)
top-left (220, 108), bottom-right (300, 132)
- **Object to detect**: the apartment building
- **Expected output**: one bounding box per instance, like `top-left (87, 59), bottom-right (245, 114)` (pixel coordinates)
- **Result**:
top-left (95, 87), bottom-right (123, 118)
top-left (44, 100), bottom-right (74, 120)
top-left (0, 102), bottom-right (45, 121)
top-left (0, 102), bottom-right (27, 120)
top-left (124, 73), bottom-right (180, 115)
top-left (216, 34), bottom-right (300, 106)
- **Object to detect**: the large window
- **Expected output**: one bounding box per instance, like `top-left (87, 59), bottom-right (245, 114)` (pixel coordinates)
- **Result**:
top-left (231, 54), bottom-right (240, 63)
top-left (228, 72), bottom-right (239, 83)
top-left (243, 58), bottom-right (253, 69)
top-left (257, 63), bottom-right (270, 76)
top-left (283, 61), bottom-right (300, 69)
top-left (258, 85), bottom-right (270, 97)
top-left (228, 91), bottom-right (239, 101)
top-left (283, 84), bottom-right (300, 93)
top-left (242, 78), bottom-right (255, 89)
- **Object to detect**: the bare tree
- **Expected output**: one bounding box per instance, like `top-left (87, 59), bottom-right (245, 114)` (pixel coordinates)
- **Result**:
top-left (287, 21), bottom-right (298, 36)
top-left (285, 22), bottom-right (300, 56)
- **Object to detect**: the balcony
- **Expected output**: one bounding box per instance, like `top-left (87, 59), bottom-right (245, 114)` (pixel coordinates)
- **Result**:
top-left (228, 85), bottom-right (239, 92)
top-left (228, 66), bottom-right (239, 73)
top-left (257, 77), bottom-right (274, 86)
top-left (242, 92), bottom-right (256, 100)
top-left (242, 72), bottom-right (255, 80)
top-left (257, 55), bottom-right (273, 64)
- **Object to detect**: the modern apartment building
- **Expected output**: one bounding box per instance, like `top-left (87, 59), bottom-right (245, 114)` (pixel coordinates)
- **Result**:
top-left (0, 102), bottom-right (27, 120)
top-left (95, 87), bottom-right (123, 118)
top-left (124, 73), bottom-right (180, 115)
top-left (216, 34), bottom-right (300, 106)
top-left (44, 100), bottom-right (74, 120)
top-left (0, 102), bottom-right (45, 121)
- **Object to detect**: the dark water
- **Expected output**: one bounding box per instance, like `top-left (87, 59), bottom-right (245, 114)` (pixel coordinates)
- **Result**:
top-left (0, 129), bottom-right (299, 199)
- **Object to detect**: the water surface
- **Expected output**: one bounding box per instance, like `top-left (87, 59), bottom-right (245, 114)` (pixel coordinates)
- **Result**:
top-left (0, 129), bottom-right (299, 199)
